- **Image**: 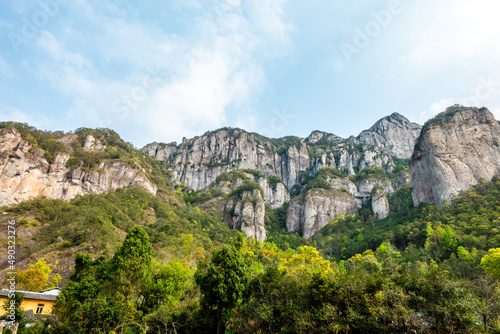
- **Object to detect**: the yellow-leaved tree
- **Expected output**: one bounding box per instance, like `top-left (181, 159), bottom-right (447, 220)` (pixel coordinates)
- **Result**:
top-left (13, 260), bottom-right (61, 292)
top-left (481, 248), bottom-right (500, 279)
top-left (280, 245), bottom-right (334, 276)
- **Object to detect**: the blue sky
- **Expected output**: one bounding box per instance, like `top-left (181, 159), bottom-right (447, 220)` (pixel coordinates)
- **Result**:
top-left (1, 0), bottom-right (499, 147)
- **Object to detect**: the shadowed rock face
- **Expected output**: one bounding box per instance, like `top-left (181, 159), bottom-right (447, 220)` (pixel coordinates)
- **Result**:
top-left (226, 189), bottom-right (266, 242)
top-left (0, 128), bottom-right (157, 206)
top-left (286, 188), bottom-right (358, 240)
top-left (410, 107), bottom-right (500, 206)
top-left (355, 113), bottom-right (422, 159)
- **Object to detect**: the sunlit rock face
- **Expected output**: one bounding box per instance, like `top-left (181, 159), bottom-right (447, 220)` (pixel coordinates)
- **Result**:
top-left (410, 107), bottom-right (500, 206)
top-left (354, 112), bottom-right (422, 159)
top-left (0, 128), bottom-right (157, 206)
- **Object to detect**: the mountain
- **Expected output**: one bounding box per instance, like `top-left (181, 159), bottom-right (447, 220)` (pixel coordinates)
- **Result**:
top-left (410, 106), bottom-right (500, 206)
top-left (3, 106), bottom-right (497, 241)
top-left (0, 125), bottom-right (157, 206)
top-left (142, 125), bottom-right (408, 239)
top-left (353, 112), bottom-right (422, 159)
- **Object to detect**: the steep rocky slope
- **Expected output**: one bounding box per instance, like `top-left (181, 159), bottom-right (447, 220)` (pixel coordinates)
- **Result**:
top-left (191, 170), bottom-right (269, 240)
top-left (371, 188), bottom-right (389, 220)
top-left (142, 116), bottom-right (419, 239)
top-left (285, 167), bottom-right (403, 238)
top-left (0, 113), bottom-right (417, 241)
top-left (0, 127), bottom-right (157, 206)
top-left (143, 128), bottom-right (395, 192)
top-left (286, 188), bottom-right (358, 239)
top-left (410, 106), bottom-right (500, 206)
top-left (353, 113), bottom-right (422, 159)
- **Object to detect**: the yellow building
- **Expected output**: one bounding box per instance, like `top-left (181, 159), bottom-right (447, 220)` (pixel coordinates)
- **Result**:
top-left (0, 288), bottom-right (61, 316)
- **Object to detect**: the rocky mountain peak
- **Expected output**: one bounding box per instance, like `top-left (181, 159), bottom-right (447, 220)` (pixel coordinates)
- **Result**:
top-left (355, 112), bottom-right (422, 159)
top-left (386, 112), bottom-right (409, 123)
top-left (410, 106), bottom-right (500, 206)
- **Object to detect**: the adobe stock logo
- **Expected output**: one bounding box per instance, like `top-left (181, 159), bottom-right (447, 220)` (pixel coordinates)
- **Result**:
top-left (98, 66), bottom-right (164, 129)
top-left (339, 0), bottom-right (410, 64)
top-left (7, 0), bottom-right (69, 53)
top-left (462, 75), bottom-right (500, 107)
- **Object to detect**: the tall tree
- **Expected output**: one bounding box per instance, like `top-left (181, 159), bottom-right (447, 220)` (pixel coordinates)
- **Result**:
top-left (195, 243), bottom-right (250, 334)
top-left (109, 226), bottom-right (154, 301)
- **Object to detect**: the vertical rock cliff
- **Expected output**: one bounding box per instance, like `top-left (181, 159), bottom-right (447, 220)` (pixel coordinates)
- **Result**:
top-left (371, 188), bottom-right (389, 220)
top-left (225, 189), bottom-right (266, 242)
top-left (410, 106), bottom-right (500, 206)
top-left (286, 188), bottom-right (358, 240)
top-left (192, 170), bottom-right (268, 241)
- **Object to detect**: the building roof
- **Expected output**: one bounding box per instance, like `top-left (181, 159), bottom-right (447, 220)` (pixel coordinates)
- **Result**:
top-left (0, 289), bottom-right (59, 302)
top-left (39, 287), bottom-right (62, 296)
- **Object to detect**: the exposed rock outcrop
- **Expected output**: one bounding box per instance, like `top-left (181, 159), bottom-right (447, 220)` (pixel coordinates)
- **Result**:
top-left (143, 128), bottom-right (395, 192)
top-left (0, 128), bottom-right (157, 206)
top-left (83, 134), bottom-right (106, 152)
top-left (372, 188), bottom-right (389, 220)
top-left (253, 175), bottom-right (290, 208)
top-left (354, 113), bottom-right (422, 159)
top-left (356, 179), bottom-right (394, 207)
top-left (286, 188), bottom-right (358, 239)
top-left (193, 171), bottom-right (269, 240)
top-left (225, 189), bottom-right (266, 241)
top-left (410, 107), bottom-right (500, 206)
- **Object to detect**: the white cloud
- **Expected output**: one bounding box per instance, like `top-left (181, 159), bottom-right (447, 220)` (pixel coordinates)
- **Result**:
top-left (30, 0), bottom-right (292, 146)
top-left (400, 0), bottom-right (500, 68)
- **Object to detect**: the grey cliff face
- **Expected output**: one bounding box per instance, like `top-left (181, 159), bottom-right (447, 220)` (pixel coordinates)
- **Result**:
top-left (143, 129), bottom-right (396, 192)
top-left (355, 113), bottom-right (422, 159)
top-left (83, 134), bottom-right (106, 152)
top-left (372, 188), bottom-right (389, 220)
top-left (410, 107), bottom-right (500, 206)
top-left (225, 189), bottom-right (266, 241)
top-left (142, 125), bottom-right (408, 239)
top-left (194, 172), bottom-right (269, 240)
top-left (286, 188), bottom-right (358, 240)
top-left (144, 129), bottom-right (292, 189)
top-left (0, 128), bottom-right (157, 206)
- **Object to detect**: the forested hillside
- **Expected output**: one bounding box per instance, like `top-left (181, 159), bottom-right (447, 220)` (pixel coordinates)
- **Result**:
top-left (3, 177), bottom-right (500, 333)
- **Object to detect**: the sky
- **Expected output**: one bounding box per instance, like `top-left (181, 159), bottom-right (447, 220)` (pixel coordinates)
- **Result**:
top-left (1, 0), bottom-right (499, 147)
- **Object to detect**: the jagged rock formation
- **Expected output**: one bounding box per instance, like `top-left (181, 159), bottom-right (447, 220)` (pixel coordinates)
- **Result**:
top-left (0, 128), bottom-right (157, 206)
top-left (193, 171), bottom-right (268, 240)
top-left (215, 171), bottom-right (290, 208)
top-left (355, 179), bottom-right (394, 207)
top-left (224, 189), bottom-right (266, 241)
top-left (372, 188), bottom-right (389, 219)
top-left (410, 106), bottom-right (500, 206)
top-left (286, 188), bottom-right (358, 239)
top-left (354, 113), bottom-right (422, 159)
top-left (83, 134), bottom-right (106, 152)
top-left (143, 128), bottom-right (395, 191)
